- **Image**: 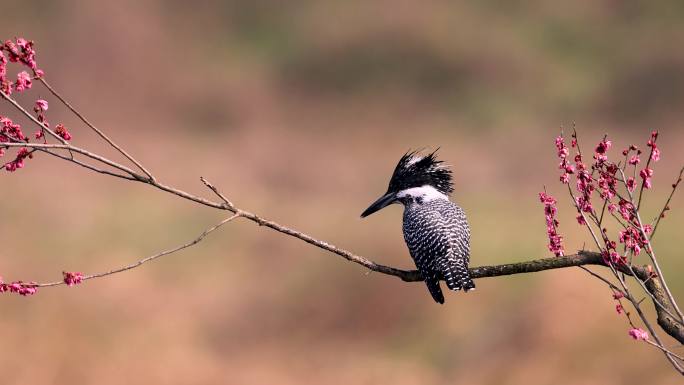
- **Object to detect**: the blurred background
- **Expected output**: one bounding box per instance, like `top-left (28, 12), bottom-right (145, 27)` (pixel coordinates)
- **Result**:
top-left (2, 1), bottom-right (684, 384)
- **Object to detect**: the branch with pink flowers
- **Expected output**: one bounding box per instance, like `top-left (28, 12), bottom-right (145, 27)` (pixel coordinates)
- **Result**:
top-left (2, 37), bottom-right (683, 374)
top-left (544, 129), bottom-right (684, 372)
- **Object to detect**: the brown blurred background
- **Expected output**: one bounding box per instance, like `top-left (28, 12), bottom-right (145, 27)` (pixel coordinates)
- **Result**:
top-left (2, 1), bottom-right (684, 384)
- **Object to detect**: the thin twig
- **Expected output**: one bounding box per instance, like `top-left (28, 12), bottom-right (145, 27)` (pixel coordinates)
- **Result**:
top-left (37, 148), bottom-right (137, 181)
top-left (651, 166), bottom-right (684, 241)
top-left (1, 142), bottom-right (146, 180)
top-left (637, 136), bottom-right (655, 210)
top-left (200, 176), bottom-right (235, 210)
top-left (37, 77), bottom-right (156, 181)
top-left (36, 213), bottom-right (241, 288)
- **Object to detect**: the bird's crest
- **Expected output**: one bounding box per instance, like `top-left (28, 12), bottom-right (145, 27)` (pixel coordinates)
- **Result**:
top-left (386, 149), bottom-right (454, 195)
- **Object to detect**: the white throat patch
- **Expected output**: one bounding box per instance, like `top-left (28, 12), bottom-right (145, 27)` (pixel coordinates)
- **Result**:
top-left (396, 185), bottom-right (449, 202)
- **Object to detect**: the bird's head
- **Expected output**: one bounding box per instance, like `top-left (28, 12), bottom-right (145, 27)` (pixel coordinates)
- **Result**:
top-left (360, 150), bottom-right (453, 218)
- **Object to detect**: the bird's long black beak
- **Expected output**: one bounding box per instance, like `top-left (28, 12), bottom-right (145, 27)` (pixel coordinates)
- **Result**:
top-left (360, 192), bottom-right (397, 218)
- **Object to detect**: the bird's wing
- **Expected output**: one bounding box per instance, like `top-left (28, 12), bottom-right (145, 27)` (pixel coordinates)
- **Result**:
top-left (439, 201), bottom-right (473, 291)
top-left (403, 207), bottom-right (450, 302)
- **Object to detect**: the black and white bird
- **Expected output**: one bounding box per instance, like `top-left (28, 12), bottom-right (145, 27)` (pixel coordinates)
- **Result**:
top-left (360, 150), bottom-right (473, 304)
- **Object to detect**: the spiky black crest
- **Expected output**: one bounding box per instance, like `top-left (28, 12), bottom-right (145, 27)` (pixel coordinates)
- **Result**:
top-left (386, 150), bottom-right (454, 195)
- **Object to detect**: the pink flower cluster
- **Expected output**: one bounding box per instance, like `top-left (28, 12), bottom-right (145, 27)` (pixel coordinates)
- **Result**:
top-left (0, 38), bottom-right (73, 173)
top-left (618, 225), bottom-right (652, 256)
top-left (4, 147), bottom-right (31, 171)
top-left (555, 136), bottom-right (575, 184)
top-left (611, 291), bottom-right (627, 315)
top-left (628, 328), bottom-right (649, 341)
top-left (1, 115), bottom-right (25, 141)
top-left (0, 37), bottom-right (43, 96)
top-left (647, 131), bottom-right (660, 162)
top-left (54, 123), bottom-right (72, 141)
top-left (0, 115), bottom-right (33, 171)
top-left (539, 192), bottom-right (564, 257)
top-left (33, 99), bottom-right (49, 140)
top-left (548, 131), bottom-right (665, 266)
top-left (0, 277), bottom-right (38, 296)
top-left (640, 168), bottom-right (654, 189)
top-left (624, 131), bottom-right (659, 190)
top-left (63, 271), bottom-right (84, 286)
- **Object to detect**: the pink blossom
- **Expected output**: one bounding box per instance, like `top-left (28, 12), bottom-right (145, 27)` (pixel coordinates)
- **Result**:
top-left (1, 281), bottom-right (38, 296)
top-left (640, 168), bottom-right (653, 189)
top-left (1, 116), bottom-right (26, 141)
top-left (555, 136), bottom-right (567, 159)
top-left (628, 328), bottom-right (649, 341)
top-left (560, 173), bottom-right (569, 184)
top-left (15, 38), bottom-right (28, 49)
top-left (14, 71), bottom-right (32, 92)
top-left (4, 147), bottom-right (31, 172)
top-left (17, 285), bottom-right (37, 296)
top-left (612, 291), bottom-right (624, 300)
top-left (54, 123), bottom-right (72, 141)
top-left (616, 304), bottom-right (624, 314)
top-left (575, 195), bottom-right (593, 213)
top-left (4, 40), bottom-right (20, 62)
top-left (597, 173), bottom-right (617, 199)
top-left (539, 192), bottom-right (564, 257)
top-left (63, 271), bottom-right (84, 287)
top-left (595, 139), bottom-right (612, 154)
top-left (0, 50), bottom-right (6, 80)
top-left (560, 172), bottom-right (570, 184)
top-left (35, 99), bottom-right (48, 112)
top-left (626, 177), bottom-right (636, 192)
top-left (618, 199), bottom-right (634, 221)
top-left (619, 227), bottom-right (648, 256)
top-left (607, 203), bottom-right (617, 214)
top-left (628, 155), bottom-right (640, 165)
top-left (602, 250), bottom-right (626, 265)
top-left (647, 131), bottom-right (660, 162)
top-left (576, 215), bottom-right (587, 225)
top-left (539, 192), bottom-right (557, 206)
top-left (5, 38), bottom-right (38, 70)
top-left (651, 147), bottom-right (660, 162)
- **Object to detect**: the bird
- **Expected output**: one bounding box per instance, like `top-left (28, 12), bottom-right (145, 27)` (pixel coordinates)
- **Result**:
top-left (360, 150), bottom-right (473, 304)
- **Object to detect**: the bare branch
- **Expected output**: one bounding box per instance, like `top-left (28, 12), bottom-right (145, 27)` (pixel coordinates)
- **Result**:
top-left (1, 142), bottom-right (146, 180)
top-left (201, 176), bottom-right (235, 210)
top-left (651, 166), bottom-right (684, 240)
top-left (37, 77), bottom-right (156, 181)
top-left (36, 213), bottom-right (241, 288)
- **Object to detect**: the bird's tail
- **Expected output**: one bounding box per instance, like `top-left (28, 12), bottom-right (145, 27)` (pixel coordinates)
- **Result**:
top-left (424, 277), bottom-right (445, 304)
top-left (444, 258), bottom-right (475, 292)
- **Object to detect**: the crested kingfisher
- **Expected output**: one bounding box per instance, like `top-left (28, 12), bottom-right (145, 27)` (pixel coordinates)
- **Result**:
top-left (361, 150), bottom-right (473, 304)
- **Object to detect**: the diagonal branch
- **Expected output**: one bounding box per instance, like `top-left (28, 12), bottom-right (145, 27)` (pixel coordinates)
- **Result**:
top-left (35, 213), bottom-right (241, 287)
top-left (37, 78), bottom-right (156, 181)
